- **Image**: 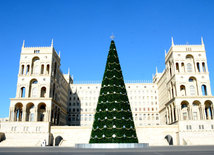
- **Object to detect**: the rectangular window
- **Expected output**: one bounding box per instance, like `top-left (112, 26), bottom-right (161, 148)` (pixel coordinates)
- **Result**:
top-left (34, 50), bottom-right (40, 53)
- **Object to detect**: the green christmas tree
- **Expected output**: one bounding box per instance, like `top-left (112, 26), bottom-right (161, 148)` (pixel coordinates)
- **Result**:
top-left (89, 39), bottom-right (138, 143)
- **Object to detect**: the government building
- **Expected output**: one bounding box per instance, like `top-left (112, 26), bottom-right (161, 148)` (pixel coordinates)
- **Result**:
top-left (0, 38), bottom-right (214, 146)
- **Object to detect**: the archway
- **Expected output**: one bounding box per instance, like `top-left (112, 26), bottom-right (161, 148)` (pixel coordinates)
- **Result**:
top-left (205, 100), bottom-right (213, 120)
top-left (55, 136), bottom-right (63, 146)
top-left (181, 101), bottom-right (189, 120)
top-left (38, 103), bottom-right (46, 121)
top-left (192, 100), bottom-right (201, 120)
top-left (14, 103), bottom-right (23, 121)
top-left (26, 103), bottom-right (35, 121)
top-left (165, 135), bottom-right (173, 145)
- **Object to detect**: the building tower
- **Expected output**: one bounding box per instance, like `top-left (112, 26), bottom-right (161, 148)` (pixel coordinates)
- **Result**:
top-left (155, 38), bottom-right (214, 125)
top-left (8, 40), bottom-right (70, 125)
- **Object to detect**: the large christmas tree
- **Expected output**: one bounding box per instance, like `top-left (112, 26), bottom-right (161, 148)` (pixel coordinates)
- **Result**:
top-left (89, 39), bottom-right (138, 143)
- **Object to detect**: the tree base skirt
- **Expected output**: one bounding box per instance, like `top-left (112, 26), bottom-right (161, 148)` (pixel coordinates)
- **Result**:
top-left (75, 143), bottom-right (149, 148)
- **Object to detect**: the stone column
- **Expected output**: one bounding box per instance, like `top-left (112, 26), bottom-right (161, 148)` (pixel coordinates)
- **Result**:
top-left (22, 106), bottom-right (26, 122)
top-left (188, 106), bottom-right (192, 120)
top-left (14, 109), bottom-right (17, 121)
top-left (46, 109), bottom-right (50, 122)
top-left (168, 106), bottom-right (172, 124)
top-left (174, 85), bottom-right (177, 97)
top-left (171, 105), bottom-right (175, 123)
top-left (166, 109), bottom-right (169, 124)
top-left (201, 105), bottom-right (206, 120)
top-left (34, 109), bottom-right (38, 122)
top-left (9, 108), bottom-right (13, 121)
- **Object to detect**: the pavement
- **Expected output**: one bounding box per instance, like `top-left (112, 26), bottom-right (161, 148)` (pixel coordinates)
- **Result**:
top-left (0, 145), bottom-right (214, 155)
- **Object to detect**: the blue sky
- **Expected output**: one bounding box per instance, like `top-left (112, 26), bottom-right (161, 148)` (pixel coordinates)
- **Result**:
top-left (0, 0), bottom-right (214, 117)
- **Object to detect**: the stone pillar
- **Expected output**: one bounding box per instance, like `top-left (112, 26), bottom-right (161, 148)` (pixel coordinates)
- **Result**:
top-left (29, 64), bottom-right (32, 75)
top-left (34, 109), bottom-right (38, 122)
top-left (46, 109), bottom-right (50, 122)
top-left (9, 108), bottom-right (13, 121)
top-left (22, 106), bottom-right (26, 122)
top-left (14, 110), bottom-right (17, 121)
top-left (174, 85), bottom-right (177, 97)
top-left (171, 105), bottom-right (175, 123)
top-left (189, 106), bottom-right (192, 120)
top-left (168, 106), bottom-right (172, 124)
top-left (201, 105), bottom-right (206, 120)
top-left (176, 105), bottom-right (181, 121)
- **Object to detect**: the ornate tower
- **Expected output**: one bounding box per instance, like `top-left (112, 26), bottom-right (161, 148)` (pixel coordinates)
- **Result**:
top-left (156, 38), bottom-right (214, 125)
top-left (9, 40), bottom-right (69, 125)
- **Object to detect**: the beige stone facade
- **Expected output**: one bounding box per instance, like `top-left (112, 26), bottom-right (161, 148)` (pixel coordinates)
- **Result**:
top-left (0, 38), bottom-right (214, 147)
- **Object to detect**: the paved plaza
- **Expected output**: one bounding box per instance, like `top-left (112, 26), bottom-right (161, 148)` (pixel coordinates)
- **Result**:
top-left (0, 145), bottom-right (214, 155)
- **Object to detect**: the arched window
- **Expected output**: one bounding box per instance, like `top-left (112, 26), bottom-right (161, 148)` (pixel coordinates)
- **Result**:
top-left (21, 65), bottom-right (24, 75)
top-left (26, 65), bottom-right (30, 75)
top-left (29, 79), bottom-right (38, 98)
top-left (192, 100), bottom-right (201, 120)
top-left (14, 103), bottom-right (23, 121)
top-left (186, 55), bottom-right (195, 72)
top-left (202, 62), bottom-right (206, 72)
top-left (205, 100), bottom-right (213, 120)
top-left (180, 85), bottom-right (186, 96)
top-left (26, 103), bottom-right (34, 122)
top-left (41, 87), bottom-right (46, 97)
top-left (20, 87), bottom-right (25, 98)
top-left (31, 57), bottom-right (40, 74)
top-left (181, 101), bottom-right (189, 120)
top-left (197, 62), bottom-right (200, 72)
top-left (38, 103), bottom-right (46, 121)
top-left (46, 64), bottom-right (50, 74)
top-left (201, 85), bottom-right (207, 96)
top-left (189, 77), bottom-right (198, 96)
top-left (41, 64), bottom-right (44, 74)
top-left (181, 63), bottom-right (185, 72)
top-left (176, 63), bottom-right (179, 72)
top-left (187, 63), bottom-right (192, 72)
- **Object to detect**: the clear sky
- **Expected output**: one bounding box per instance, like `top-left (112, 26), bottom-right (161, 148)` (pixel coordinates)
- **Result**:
top-left (0, 0), bottom-right (214, 117)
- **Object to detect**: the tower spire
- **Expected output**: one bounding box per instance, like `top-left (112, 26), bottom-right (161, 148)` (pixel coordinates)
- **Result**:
top-left (68, 68), bottom-right (70, 75)
top-left (165, 50), bottom-right (167, 56)
top-left (201, 36), bottom-right (204, 45)
top-left (171, 37), bottom-right (174, 46)
top-left (156, 66), bottom-right (158, 74)
top-left (22, 40), bottom-right (25, 48)
top-left (51, 38), bottom-right (53, 47)
top-left (59, 51), bottom-right (61, 58)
